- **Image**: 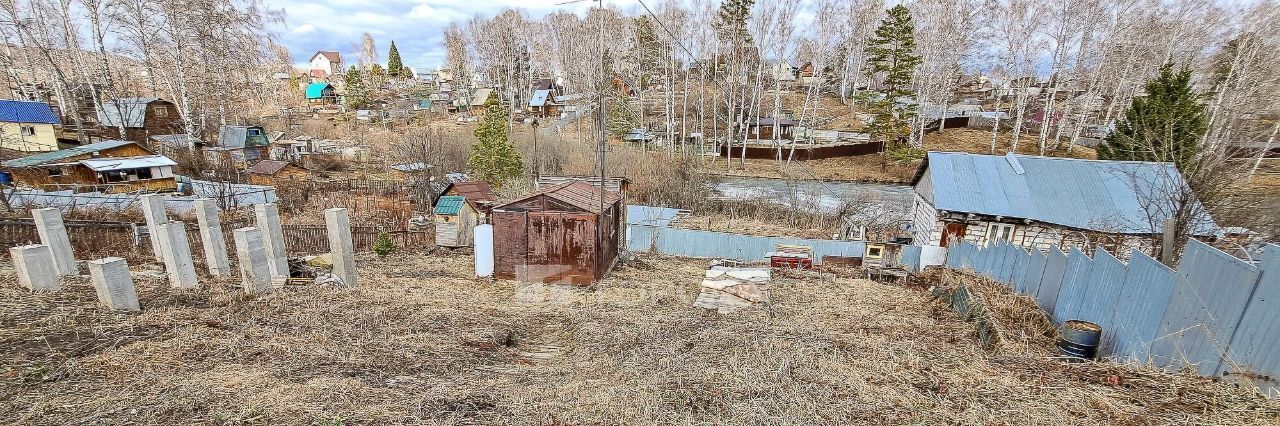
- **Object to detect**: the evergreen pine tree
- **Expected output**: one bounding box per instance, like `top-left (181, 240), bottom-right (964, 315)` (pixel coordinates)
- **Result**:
top-left (387, 41), bottom-right (404, 78)
top-left (369, 64), bottom-right (386, 87)
top-left (863, 5), bottom-right (922, 153)
top-left (343, 66), bottom-right (369, 109)
top-left (468, 93), bottom-right (524, 187)
top-left (1097, 64), bottom-right (1207, 169)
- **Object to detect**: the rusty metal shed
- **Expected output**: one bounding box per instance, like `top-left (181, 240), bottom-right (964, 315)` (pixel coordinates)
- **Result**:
top-left (490, 181), bottom-right (622, 285)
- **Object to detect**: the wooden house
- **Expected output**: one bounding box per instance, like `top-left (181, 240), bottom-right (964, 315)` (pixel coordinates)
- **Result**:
top-left (0, 140), bottom-right (177, 193)
top-left (528, 89), bottom-right (560, 117)
top-left (0, 99), bottom-right (60, 152)
top-left (309, 51), bottom-right (343, 79)
top-left (746, 117), bottom-right (796, 140)
top-left (96, 98), bottom-right (184, 142)
top-left (306, 83), bottom-right (337, 105)
top-left (439, 181), bottom-right (498, 212)
top-left (469, 88), bottom-right (494, 114)
top-left (246, 160), bottom-right (310, 186)
top-left (207, 125), bottom-right (270, 164)
top-left (490, 181), bottom-right (623, 285)
top-left (909, 152), bottom-right (1217, 256)
top-left (433, 195), bottom-right (480, 247)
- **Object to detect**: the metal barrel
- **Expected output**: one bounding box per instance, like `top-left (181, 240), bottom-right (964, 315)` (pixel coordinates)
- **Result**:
top-left (1058, 320), bottom-right (1102, 361)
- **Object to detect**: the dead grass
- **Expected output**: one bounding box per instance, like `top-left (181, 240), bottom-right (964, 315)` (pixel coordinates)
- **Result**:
top-left (924, 128), bottom-right (1099, 160)
top-left (2, 254), bottom-right (1278, 425)
top-left (674, 212), bottom-right (834, 240)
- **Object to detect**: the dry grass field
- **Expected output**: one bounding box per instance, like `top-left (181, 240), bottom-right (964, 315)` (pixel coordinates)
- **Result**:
top-left (2, 253), bottom-right (1278, 425)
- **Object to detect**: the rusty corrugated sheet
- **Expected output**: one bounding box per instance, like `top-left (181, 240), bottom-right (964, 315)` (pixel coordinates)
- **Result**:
top-left (493, 199), bottom-right (622, 286)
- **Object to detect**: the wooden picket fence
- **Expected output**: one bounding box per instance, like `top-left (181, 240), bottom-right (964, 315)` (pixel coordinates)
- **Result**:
top-left (0, 218), bottom-right (435, 262)
top-left (280, 225), bottom-right (434, 255)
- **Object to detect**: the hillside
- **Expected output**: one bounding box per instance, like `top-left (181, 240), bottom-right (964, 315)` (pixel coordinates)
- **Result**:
top-left (2, 253), bottom-right (1276, 424)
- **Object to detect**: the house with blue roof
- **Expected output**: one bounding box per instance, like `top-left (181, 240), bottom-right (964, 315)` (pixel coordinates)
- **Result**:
top-left (909, 151), bottom-right (1216, 256)
top-left (0, 99), bottom-right (61, 152)
top-left (306, 83), bottom-right (336, 105)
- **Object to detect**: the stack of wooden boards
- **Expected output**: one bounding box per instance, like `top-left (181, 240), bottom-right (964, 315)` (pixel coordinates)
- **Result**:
top-left (693, 265), bottom-right (771, 313)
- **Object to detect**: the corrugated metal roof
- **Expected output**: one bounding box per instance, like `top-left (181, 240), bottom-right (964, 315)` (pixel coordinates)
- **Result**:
top-left (470, 88), bottom-right (493, 107)
top-left (497, 181), bottom-right (621, 213)
top-left (916, 151), bottom-right (1216, 235)
top-left (306, 83), bottom-right (333, 99)
top-left (0, 100), bottom-right (60, 124)
top-left (435, 195), bottom-right (469, 215)
top-left (444, 181), bottom-right (497, 203)
top-left (97, 98), bottom-right (158, 128)
top-left (2, 140), bottom-right (136, 168)
top-left (79, 155), bottom-right (176, 171)
top-left (529, 89), bottom-right (550, 107)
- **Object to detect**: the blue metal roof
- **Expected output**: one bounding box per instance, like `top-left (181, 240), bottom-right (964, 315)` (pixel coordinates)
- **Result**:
top-left (529, 89), bottom-right (551, 107)
top-left (434, 195), bottom-right (469, 215)
top-left (0, 100), bottom-right (60, 125)
top-left (306, 83), bottom-right (333, 99)
top-left (2, 140), bottom-right (136, 168)
top-left (917, 152), bottom-right (1216, 235)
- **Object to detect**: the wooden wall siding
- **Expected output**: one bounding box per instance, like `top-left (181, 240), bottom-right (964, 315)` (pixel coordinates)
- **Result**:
top-left (923, 218), bottom-right (1156, 262)
top-left (435, 222), bottom-right (460, 247)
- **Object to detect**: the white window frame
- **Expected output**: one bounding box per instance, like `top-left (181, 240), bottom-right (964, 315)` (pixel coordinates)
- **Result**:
top-left (20, 125), bottom-right (35, 136)
top-left (986, 223), bottom-right (1016, 243)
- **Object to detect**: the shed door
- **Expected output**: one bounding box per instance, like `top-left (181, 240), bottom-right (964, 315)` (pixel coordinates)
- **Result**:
top-left (940, 222), bottom-right (966, 247)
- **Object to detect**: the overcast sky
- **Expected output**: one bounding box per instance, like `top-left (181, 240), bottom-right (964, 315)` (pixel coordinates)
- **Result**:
top-left (263, 0), bottom-right (655, 71)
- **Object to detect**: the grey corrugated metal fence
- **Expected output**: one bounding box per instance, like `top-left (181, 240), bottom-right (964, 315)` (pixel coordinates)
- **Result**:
top-left (626, 224), bottom-right (866, 264)
top-left (944, 239), bottom-right (1280, 396)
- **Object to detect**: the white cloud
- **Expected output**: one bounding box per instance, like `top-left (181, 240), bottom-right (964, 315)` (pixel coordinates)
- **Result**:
top-left (265, 0), bottom-right (656, 69)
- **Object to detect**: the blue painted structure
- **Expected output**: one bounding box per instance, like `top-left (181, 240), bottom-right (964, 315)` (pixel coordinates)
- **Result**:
top-left (942, 238), bottom-right (1280, 395)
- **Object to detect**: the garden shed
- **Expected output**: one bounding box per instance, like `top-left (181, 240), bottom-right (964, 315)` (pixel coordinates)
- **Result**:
top-left (434, 195), bottom-right (479, 247)
top-left (490, 181), bottom-right (622, 285)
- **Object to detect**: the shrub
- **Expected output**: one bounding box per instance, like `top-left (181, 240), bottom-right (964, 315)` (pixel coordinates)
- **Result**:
top-left (372, 232), bottom-right (397, 257)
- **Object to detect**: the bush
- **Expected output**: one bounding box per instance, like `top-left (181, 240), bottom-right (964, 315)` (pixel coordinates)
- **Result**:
top-left (373, 232), bottom-right (397, 257)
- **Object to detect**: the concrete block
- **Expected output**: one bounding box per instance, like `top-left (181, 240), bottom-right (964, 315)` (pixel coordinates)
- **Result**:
top-left (88, 257), bottom-right (140, 312)
top-left (324, 208), bottom-right (357, 287)
top-left (9, 244), bottom-right (59, 291)
top-left (156, 221), bottom-right (199, 289)
top-left (232, 227), bottom-right (273, 294)
top-left (193, 198), bottom-right (231, 278)
top-left (31, 208), bottom-right (77, 276)
top-left (254, 203), bottom-right (289, 279)
top-left (139, 194), bottom-right (168, 262)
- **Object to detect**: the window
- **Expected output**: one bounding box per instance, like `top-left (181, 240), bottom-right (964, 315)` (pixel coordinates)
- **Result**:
top-left (986, 223), bottom-right (1016, 242)
top-left (154, 106), bottom-right (169, 117)
top-left (47, 167), bottom-right (64, 177)
top-left (247, 128), bottom-right (262, 137)
top-left (866, 244), bottom-right (884, 259)
top-left (20, 125), bottom-right (35, 136)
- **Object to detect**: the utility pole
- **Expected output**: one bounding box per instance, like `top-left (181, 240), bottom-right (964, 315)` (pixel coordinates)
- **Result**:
top-left (531, 118), bottom-right (540, 185)
top-left (595, 0), bottom-right (607, 286)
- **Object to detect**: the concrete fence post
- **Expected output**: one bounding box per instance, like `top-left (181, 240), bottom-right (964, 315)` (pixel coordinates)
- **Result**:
top-left (9, 244), bottom-right (60, 291)
top-left (31, 208), bottom-right (77, 276)
top-left (193, 198), bottom-right (232, 278)
top-left (88, 257), bottom-right (140, 312)
top-left (254, 203), bottom-right (289, 279)
top-left (324, 208), bottom-right (357, 287)
top-left (232, 227), bottom-right (274, 294)
top-left (139, 194), bottom-right (168, 262)
top-left (156, 221), bottom-right (199, 289)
